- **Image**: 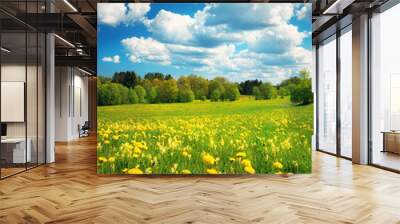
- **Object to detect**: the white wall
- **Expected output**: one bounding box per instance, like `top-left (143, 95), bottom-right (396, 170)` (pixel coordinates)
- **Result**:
top-left (312, 45), bottom-right (317, 150)
top-left (55, 67), bottom-right (89, 141)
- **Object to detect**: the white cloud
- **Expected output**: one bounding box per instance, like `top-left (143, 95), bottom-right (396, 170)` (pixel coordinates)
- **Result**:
top-left (296, 4), bottom-right (311, 20)
top-left (121, 37), bottom-right (171, 65)
top-left (108, 3), bottom-right (312, 83)
top-left (102, 55), bottom-right (120, 63)
top-left (145, 9), bottom-right (195, 44)
top-left (98, 3), bottom-right (150, 27)
top-left (246, 24), bottom-right (306, 54)
top-left (202, 3), bottom-right (294, 30)
top-left (144, 9), bottom-right (241, 47)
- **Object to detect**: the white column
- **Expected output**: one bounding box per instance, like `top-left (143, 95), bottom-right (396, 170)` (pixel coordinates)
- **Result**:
top-left (312, 45), bottom-right (317, 151)
top-left (46, 32), bottom-right (55, 163)
top-left (352, 14), bottom-right (369, 164)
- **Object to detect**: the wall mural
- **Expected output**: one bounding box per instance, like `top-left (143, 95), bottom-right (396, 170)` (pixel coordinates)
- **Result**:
top-left (97, 3), bottom-right (313, 175)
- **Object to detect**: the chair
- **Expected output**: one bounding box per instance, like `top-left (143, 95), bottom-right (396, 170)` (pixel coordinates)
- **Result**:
top-left (78, 121), bottom-right (90, 138)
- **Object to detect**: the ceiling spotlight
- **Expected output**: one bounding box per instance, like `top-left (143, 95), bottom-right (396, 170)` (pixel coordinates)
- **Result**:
top-left (54, 34), bottom-right (75, 48)
top-left (63, 0), bottom-right (78, 12)
top-left (78, 67), bottom-right (93, 76)
top-left (1, 47), bottom-right (11, 53)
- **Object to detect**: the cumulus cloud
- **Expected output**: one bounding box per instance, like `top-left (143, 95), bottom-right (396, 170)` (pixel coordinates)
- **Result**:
top-left (295, 4), bottom-right (311, 20)
top-left (144, 9), bottom-right (241, 47)
top-left (246, 24), bottom-right (307, 54)
top-left (145, 9), bottom-right (195, 44)
top-left (105, 3), bottom-right (311, 83)
top-left (98, 3), bottom-right (150, 27)
top-left (121, 37), bottom-right (171, 65)
top-left (202, 3), bottom-right (294, 30)
top-left (102, 55), bottom-right (120, 63)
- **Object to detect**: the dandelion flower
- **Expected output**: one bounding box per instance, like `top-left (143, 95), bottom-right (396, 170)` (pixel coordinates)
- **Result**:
top-left (206, 168), bottom-right (218, 174)
top-left (104, 140), bottom-right (110, 145)
top-left (202, 153), bottom-right (216, 165)
top-left (244, 166), bottom-right (255, 174)
top-left (128, 167), bottom-right (143, 174)
top-left (181, 169), bottom-right (191, 174)
top-left (241, 159), bottom-right (252, 167)
top-left (98, 157), bottom-right (108, 163)
top-left (273, 161), bottom-right (283, 170)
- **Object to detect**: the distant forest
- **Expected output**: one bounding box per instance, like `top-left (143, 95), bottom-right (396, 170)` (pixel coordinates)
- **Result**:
top-left (97, 70), bottom-right (313, 106)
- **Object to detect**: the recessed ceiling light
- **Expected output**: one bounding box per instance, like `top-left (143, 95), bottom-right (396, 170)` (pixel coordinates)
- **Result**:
top-left (1, 47), bottom-right (11, 53)
top-left (54, 34), bottom-right (75, 48)
top-left (78, 67), bottom-right (93, 76)
top-left (63, 0), bottom-right (78, 12)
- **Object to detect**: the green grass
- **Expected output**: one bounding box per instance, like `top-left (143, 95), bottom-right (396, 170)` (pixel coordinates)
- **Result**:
top-left (97, 97), bottom-right (313, 175)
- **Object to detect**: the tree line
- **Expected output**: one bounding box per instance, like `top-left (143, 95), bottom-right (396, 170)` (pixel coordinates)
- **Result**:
top-left (97, 72), bottom-right (240, 105)
top-left (97, 70), bottom-right (313, 106)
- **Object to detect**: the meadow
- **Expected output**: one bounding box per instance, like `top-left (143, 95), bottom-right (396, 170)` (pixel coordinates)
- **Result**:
top-left (97, 97), bottom-right (313, 174)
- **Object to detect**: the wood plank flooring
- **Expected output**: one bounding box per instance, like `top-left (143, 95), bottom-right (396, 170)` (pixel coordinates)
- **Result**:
top-left (1, 136), bottom-right (400, 223)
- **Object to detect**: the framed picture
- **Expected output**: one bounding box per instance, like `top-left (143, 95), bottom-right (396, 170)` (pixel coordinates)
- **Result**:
top-left (97, 3), bottom-right (313, 175)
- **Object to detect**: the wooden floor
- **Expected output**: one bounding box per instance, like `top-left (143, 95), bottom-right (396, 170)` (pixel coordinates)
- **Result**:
top-left (1, 136), bottom-right (400, 224)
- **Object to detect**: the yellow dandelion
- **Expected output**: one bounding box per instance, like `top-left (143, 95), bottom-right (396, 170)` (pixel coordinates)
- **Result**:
top-left (206, 168), bottom-right (218, 174)
top-left (241, 159), bottom-right (252, 167)
top-left (229, 157), bottom-right (236, 162)
top-left (112, 135), bottom-right (120, 140)
top-left (273, 161), bottom-right (283, 169)
top-left (98, 156), bottom-right (108, 163)
top-left (104, 140), bottom-right (110, 145)
top-left (202, 153), bottom-right (216, 165)
top-left (181, 169), bottom-right (191, 174)
top-left (133, 147), bottom-right (142, 154)
top-left (108, 157), bottom-right (115, 163)
top-left (128, 167), bottom-right (143, 174)
top-left (244, 166), bottom-right (255, 174)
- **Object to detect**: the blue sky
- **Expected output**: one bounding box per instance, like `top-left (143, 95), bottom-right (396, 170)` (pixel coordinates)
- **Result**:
top-left (98, 3), bottom-right (312, 84)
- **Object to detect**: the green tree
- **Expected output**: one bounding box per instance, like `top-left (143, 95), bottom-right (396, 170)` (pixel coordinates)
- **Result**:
top-left (188, 75), bottom-right (208, 100)
top-left (134, 85), bottom-right (146, 103)
top-left (208, 80), bottom-right (225, 99)
top-left (210, 89), bottom-right (221, 101)
top-left (128, 88), bottom-right (138, 104)
top-left (277, 86), bottom-right (290, 98)
top-left (146, 87), bottom-right (158, 104)
top-left (252, 86), bottom-right (263, 100)
top-left (224, 84), bottom-right (240, 101)
top-left (158, 79), bottom-right (179, 103)
top-left (144, 72), bottom-right (165, 80)
top-left (112, 71), bottom-right (141, 88)
top-left (290, 69), bottom-right (313, 105)
top-left (178, 88), bottom-right (195, 102)
top-left (259, 82), bottom-right (277, 99)
top-left (239, 79), bottom-right (262, 95)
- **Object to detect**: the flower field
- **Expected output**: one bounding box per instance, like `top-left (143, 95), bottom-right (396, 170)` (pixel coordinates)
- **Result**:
top-left (97, 97), bottom-right (313, 174)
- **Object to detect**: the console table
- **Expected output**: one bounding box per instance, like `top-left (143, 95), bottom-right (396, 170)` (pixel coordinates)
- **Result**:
top-left (381, 131), bottom-right (400, 154)
top-left (1, 138), bottom-right (32, 164)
